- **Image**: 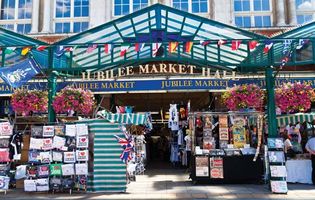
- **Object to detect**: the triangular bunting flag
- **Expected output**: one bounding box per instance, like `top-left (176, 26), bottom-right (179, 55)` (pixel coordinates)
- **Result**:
top-left (21, 47), bottom-right (31, 56)
top-left (184, 41), bottom-right (193, 53)
top-left (282, 39), bottom-right (292, 55)
top-left (249, 41), bottom-right (258, 50)
top-left (231, 40), bottom-right (241, 50)
top-left (104, 44), bottom-right (112, 54)
top-left (135, 43), bottom-right (145, 52)
top-left (120, 44), bottom-right (130, 57)
top-left (263, 40), bottom-right (273, 53)
top-left (55, 46), bottom-right (65, 57)
top-left (296, 39), bottom-right (310, 50)
top-left (200, 40), bottom-right (211, 46)
top-left (169, 42), bottom-right (178, 53)
top-left (218, 39), bottom-right (227, 46)
top-left (36, 45), bottom-right (47, 51)
top-left (152, 43), bottom-right (162, 57)
top-left (86, 44), bottom-right (97, 53)
top-left (64, 46), bottom-right (74, 52)
top-left (4, 47), bottom-right (16, 55)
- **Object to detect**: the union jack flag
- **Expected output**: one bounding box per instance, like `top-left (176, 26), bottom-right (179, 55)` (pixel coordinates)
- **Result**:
top-left (114, 131), bottom-right (134, 163)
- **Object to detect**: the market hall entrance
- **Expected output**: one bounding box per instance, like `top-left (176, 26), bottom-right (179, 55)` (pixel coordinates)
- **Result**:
top-left (111, 91), bottom-right (215, 172)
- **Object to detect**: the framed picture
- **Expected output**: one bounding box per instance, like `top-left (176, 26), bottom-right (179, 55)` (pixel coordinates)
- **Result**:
top-left (270, 166), bottom-right (287, 177)
top-left (268, 151), bottom-right (285, 163)
top-left (270, 181), bottom-right (288, 193)
top-left (267, 138), bottom-right (284, 149)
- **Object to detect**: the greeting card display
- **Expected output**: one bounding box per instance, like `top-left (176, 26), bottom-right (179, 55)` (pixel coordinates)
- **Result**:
top-left (76, 124), bottom-right (89, 136)
top-left (64, 151), bottom-right (76, 163)
top-left (0, 122), bottom-right (12, 136)
top-left (65, 125), bottom-right (76, 137)
top-left (267, 138), bottom-right (284, 149)
top-left (75, 163), bottom-right (88, 175)
top-left (270, 166), bottom-right (287, 178)
top-left (31, 126), bottom-right (43, 137)
top-left (77, 136), bottom-right (88, 148)
top-left (268, 151), bottom-right (285, 163)
top-left (54, 126), bottom-right (65, 136)
top-left (76, 150), bottom-right (88, 161)
top-left (270, 181), bottom-right (288, 193)
top-left (43, 126), bottom-right (55, 137)
top-left (62, 164), bottom-right (75, 176)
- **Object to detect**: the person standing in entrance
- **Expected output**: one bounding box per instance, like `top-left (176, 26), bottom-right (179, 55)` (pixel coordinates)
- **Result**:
top-left (305, 136), bottom-right (315, 185)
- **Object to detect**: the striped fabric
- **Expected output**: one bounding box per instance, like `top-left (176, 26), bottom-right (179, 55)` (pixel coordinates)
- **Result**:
top-left (98, 110), bottom-right (146, 125)
top-left (77, 119), bottom-right (127, 193)
top-left (277, 113), bottom-right (315, 127)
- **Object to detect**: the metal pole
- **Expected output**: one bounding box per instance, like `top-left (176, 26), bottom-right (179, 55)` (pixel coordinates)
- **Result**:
top-left (265, 67), bottom-right (277, 138)
top-left (48, 47), bottom-right (56, 122)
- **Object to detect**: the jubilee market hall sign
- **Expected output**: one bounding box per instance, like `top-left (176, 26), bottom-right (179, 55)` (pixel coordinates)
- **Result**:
top-left (0, 63), bottom-right (314, 95)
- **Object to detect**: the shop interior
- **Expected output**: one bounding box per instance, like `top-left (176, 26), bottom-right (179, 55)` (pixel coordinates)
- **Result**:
top-left (112, 92), bottom-right (215, 170)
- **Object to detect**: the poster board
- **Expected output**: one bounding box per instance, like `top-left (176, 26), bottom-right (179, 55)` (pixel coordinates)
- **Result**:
top-left (195, 156), bottom-right (209, 177)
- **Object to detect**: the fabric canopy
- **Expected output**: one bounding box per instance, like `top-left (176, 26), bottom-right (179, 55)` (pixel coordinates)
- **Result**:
top-left (276, 113), bottom-right (315, 127)
top-left (97, 110), bottom-right (151, 127)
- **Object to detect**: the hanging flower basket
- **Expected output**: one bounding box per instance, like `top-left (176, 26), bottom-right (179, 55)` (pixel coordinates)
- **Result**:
top-left (275, 82), bottom-right (315, 113)
top-left (222, 84), bottom-right (265, 111)
top-left (11, 89), bottom-right (48, 115)
top-left (52, 87), bottom-right (95, 116)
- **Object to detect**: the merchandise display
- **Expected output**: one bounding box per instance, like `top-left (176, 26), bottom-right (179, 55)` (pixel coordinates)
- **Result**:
top-left (189, 112), bottom-right (264, 184)
top-left (0, 122), bottom-right (13, 194)
top-left (267, 138), bottom-right (288, 194)
top-left (14, 123), bottom-right (89, 193)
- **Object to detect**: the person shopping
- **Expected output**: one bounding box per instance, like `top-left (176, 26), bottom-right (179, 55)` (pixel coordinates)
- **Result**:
top-left (305, 136), bottom-right (315, 185)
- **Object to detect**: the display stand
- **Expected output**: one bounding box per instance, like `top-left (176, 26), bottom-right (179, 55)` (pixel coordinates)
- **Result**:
top-left (189, 112), bottom-right (264, 184)
top-left (267, 138), bottom-right (288, 194)
top-left (0, 121), bottom-right (13, 195)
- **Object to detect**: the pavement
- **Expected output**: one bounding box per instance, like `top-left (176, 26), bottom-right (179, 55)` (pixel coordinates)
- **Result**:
top-left (1, 161), bottom-right (315, 199)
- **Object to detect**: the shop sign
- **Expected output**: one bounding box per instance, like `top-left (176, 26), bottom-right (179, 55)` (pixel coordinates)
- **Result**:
top-left (81, 64), bottom-right (237, 80)
top-left (0, 77), bottom-right (314, 95)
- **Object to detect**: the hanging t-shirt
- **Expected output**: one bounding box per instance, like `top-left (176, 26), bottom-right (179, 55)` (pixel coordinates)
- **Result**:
top-left (168, 104), bottom-right (179, 131)
top-left (65, 125), bottom-right (76, 137)
top-left (0, 122), bottom-right (13, 136)
top-left (75, 163), bottom-right (88, 175)
top-left (15, 165), bottom-right (27, 179)
top-left (62, 164), bottom-right (75, 176)
top-left (77, 136), bottom-right (88, 148)
top-left (37, 165), bottom-right (49, 177)
top-left (54, 126), bottom-right (65, 136)
top-left (184, 135), bottom-right (192, 151)
top-left (53, 136), bottom-right (66, 150)
top-left (177, 129), bottom-right (184, 145)
top-left (76, 150), bottom-right (89, 161)
top-left (42, 126), bottom-right (55, 137)
top-left (64, 151), bottom-right (76, 163)
top-left (24, 179), bottom-right (36, 192)
top-left (52, 151), bottom-right (63, 162)
top-left (50, 164), bottom-right (62, 176)
top-left (76, 124), bottom-right (89, 136)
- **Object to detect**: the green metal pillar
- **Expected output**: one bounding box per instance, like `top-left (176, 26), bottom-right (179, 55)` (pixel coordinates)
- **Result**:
top-left (265, 67), bottom-right (277, 138)
top-left (47, 47), bottom-right (56, 122)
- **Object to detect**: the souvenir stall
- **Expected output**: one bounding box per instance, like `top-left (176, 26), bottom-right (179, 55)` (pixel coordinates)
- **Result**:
top-left (189, 111), bottom-right (265, 184)
top-left (277, 112), bottom-right (315, 185)
top-left (96, 110), bottom-right (152, 184)
top-left (274, 82), bottom-right (315, 186)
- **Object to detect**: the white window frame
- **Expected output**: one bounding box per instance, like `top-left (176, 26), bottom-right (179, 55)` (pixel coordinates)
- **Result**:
top-left (171, 0), bottom-right (209, 14)
top-left (233, 0), bottom-right (273, 28)
top-left (296, 0), bottom-right (314, 24)
top-left (113, 0), bottom-right (150, 17)
top-left (53, 0), bottom-right (90, 33)
top-left (0, 0), bottom-right (32, 33)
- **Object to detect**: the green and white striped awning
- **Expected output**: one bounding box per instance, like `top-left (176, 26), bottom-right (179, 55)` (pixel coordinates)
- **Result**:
top-left (277, 113), bottom-right (315, 127)
top-left (76, 119), bottom-right (127, 193)
top-left (97, 110), bottom-right (148, 125)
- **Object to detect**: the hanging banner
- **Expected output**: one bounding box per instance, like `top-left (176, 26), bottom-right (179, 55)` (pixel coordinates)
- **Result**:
top-left (0, 77), bottom-right (314, 95)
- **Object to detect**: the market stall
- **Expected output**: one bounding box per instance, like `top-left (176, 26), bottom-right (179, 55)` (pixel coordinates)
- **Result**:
top-left (189, 111), bottom-right (264, 184)
top-left (276, 113), bottom-right (315, 185)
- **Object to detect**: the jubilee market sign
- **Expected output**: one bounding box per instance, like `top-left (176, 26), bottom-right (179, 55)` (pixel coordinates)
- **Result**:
top-left (0, 64), bottom-right (314, 94)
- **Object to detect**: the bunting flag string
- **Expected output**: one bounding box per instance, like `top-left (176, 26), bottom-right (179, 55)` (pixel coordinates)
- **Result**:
top-left (263, 40), bottom-right (273, 53)
top-left (86, 44), bottom-right (97, 53)
top-left (184, 41), bottom-right (193, 53)
top-left (104, 43), bottom-right (112, 54)
top-left (249, 41), bottom-right (258, 50)
top-left (217, 39), bottom-right (227, 46)
top-left (169, 42), bottom-right (178, 53)
top-left (120, 44), bottom-right (130, 57)
top-left (152, 43), bottom-right (162, 57)
top-left (21, 47), bottom-right (31, 56)
top-left (36, 45), bottom-right (48, 51)
top-left (135, 43), bottom-right (145, 52)
top-left (231, 40), bottom-right (241, 50)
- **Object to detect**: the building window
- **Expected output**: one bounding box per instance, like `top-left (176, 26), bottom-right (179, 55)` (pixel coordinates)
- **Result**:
top-left (235, 16), bottom-right (251, 28)
top-left (234, 0), bottom-right (272, 28)
top-left (0, 0), bottom-right (32, 33)
top-left (172, 0), bottom-right (208, 13)
top-left (114, 0), bottom-right (149, 16)
top-left (296, 0), bottom-right (313, 24)
top-left (54, 0), bottom-right (89, 33)
top-left (297, 14), bottom-right (313, 24)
